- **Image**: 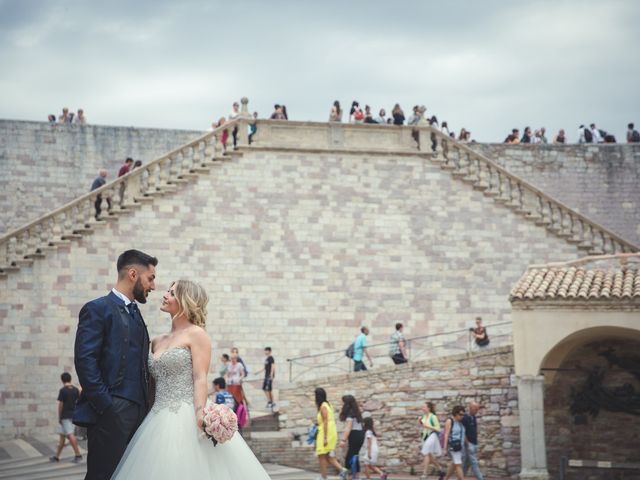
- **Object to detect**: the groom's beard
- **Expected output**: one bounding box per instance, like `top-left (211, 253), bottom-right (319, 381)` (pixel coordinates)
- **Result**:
top-left (133, 278), bottom-right (147, 304)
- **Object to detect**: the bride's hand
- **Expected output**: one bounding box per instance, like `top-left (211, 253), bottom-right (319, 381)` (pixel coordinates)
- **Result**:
top-left (196, 407), bottom-right (205, 432)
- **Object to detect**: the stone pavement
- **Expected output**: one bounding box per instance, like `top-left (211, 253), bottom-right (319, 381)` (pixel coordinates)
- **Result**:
top-left (0, 435), bottom-right (337, 480)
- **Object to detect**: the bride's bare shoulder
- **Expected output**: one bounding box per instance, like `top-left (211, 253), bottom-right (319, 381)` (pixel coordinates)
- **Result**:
top-left (188, 324), bottom-right (211, 346)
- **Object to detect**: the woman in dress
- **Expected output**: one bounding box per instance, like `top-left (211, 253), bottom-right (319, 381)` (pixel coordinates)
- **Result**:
top-left (338, 394), bottom-right (365, 478)
top-left (314, 387), bottom-right (347, 480)
top-left (420, 401), bottom-right (444, 480)
top-left (329, 100), bottom-right (342, 122)
top-left (111, 280), bottom-right (271, 479)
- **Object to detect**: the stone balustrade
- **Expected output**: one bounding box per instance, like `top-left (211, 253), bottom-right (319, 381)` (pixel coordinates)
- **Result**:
top-left (1, 105), bottom-right (636, 274)
top-left (0, 100), bottom-right (252, 273)
top-left (431, 130), bottom-right (637, 255)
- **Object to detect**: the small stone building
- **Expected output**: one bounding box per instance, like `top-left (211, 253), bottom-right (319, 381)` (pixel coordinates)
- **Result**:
top-left (511, 253), bottom-right (640, 479)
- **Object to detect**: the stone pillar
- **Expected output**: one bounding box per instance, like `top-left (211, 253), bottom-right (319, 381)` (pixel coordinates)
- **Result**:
top-left (236, 97), bottom-right (250, 148)
top-left (517, 375), bottom-right (549, 480)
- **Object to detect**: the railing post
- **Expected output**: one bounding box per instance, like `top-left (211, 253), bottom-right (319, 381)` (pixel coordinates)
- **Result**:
top-left (236, 97), bottom-right (251, 148)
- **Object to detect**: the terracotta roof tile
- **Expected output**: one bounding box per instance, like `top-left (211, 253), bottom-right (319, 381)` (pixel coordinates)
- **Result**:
top-left (510, 254), bottom-right (640, 302)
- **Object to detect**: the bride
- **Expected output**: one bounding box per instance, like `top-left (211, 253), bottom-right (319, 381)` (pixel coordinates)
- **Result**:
top-left (111, 279), bottom-right (271, 479)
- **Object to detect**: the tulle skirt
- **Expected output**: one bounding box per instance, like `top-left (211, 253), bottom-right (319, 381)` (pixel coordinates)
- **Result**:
top-left (111, 402), bottom-right (271, 479)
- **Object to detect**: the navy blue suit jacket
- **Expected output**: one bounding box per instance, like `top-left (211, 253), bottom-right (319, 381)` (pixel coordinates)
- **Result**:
top-left (73, 291), bottom-right (150, 427)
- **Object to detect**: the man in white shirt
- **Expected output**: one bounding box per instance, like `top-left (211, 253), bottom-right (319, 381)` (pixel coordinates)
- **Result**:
top-left (590, 123), bottom-right (603, 143)
top-left (229, 102), bottom-right (240, 147)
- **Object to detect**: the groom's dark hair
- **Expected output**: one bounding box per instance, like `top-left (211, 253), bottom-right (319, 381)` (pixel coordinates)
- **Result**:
top-left (117, 249), bottom-right (158, 278)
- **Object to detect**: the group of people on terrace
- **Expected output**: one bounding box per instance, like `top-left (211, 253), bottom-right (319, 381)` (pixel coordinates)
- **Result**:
top-left (504, 123), bottom-right (640, 145)
top-left (48, 107), bottom-right (87, 125)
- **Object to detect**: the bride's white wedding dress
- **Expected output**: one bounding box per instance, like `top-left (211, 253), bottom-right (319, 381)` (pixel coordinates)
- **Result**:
top-left (111, 346), bottom-right (271, 479)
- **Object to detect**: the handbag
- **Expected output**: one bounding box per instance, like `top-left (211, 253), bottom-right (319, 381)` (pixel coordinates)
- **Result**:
top-left (306, 424), bottom-right (318, 445)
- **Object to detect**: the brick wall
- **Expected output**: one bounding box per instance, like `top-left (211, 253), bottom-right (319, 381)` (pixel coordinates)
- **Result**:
top-left (259, 346), bottom-right (519, 476)
top-left (544, 338), bottom-right (640, 479)
top-left (1, 147), bottom-right (582, 438)
top-left (0, 119), bottom-right (201, 234)
top-left (469, 143), bottom-right (640, 244)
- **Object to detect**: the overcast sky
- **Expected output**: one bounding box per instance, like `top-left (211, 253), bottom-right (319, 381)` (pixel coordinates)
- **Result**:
top-left (1, 0), bottom-right (639, 142)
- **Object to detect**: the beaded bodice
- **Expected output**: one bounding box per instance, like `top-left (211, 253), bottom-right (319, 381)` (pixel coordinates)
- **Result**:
top-left (149, 346), bottom-right (194, 414)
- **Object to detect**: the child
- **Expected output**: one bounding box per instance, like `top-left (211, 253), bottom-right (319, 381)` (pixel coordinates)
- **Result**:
top-left (212, 377), bottom-right (236, 410)
top-left (50, 372), bottom-right (82, 463)
top-left (362, 417), bottom-right (387, 480)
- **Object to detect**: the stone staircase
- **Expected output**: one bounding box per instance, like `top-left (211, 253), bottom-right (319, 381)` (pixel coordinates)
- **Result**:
top-left (1, 106), bottom-right (637, 279)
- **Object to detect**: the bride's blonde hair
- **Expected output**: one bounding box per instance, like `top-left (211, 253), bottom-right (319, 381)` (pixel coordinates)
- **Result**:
top-left (172, 279), bottom-right (208, 327)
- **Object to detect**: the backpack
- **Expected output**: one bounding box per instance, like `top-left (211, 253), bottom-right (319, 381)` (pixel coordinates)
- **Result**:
top-left (235, 402), bottom-right (248, 429)
top-left (583, 128), bottom-right (593, 143)
top-left (345, 343), bottom-right (355, 359)
top-left (631, 130), bottom-right (640, 143)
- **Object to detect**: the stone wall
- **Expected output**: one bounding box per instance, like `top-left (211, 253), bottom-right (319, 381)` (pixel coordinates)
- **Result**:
top-left (270, 346), bottom-right (519, 476)
top-left (0, 119), bottom-right (201, 234)
top-left (0, 147), bottom-right (583, 438)
top-left (544, 338), bottom-right (640, 479)
top-left (469, 143), bottom-right (640, 244)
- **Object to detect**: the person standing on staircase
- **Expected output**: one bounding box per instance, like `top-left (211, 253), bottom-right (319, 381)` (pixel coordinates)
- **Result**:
top-left (117, 158), bottom-right (133, 208)
top-left (90, 169), bottom-right (112, 220)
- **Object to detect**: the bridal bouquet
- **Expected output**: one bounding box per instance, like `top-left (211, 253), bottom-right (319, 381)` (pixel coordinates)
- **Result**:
top-left (202, 402), bottom-right (238, 446)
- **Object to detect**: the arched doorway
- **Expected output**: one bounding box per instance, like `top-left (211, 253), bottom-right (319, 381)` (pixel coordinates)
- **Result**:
top-left (541, 327), bottom-right (640, 479)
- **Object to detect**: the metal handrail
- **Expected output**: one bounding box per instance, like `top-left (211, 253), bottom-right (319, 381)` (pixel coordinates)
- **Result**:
top-left (286, 321), bottom-right (512, 382)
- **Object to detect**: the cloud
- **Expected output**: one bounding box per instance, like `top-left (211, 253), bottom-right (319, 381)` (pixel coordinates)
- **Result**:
top-left (0, 0), bottom-right (639, 140)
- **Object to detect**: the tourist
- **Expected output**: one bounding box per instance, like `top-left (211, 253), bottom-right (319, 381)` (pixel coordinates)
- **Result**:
top-left (364, 105), bottom-right (377, 124)
top-left (338, 395), bottom-right (365, 477)
top-left (553, 129), bottom-right (567, 144)
top-left (260, 346), bottom-right (276, 409)
top-left (408, 105), bottom-right (422, 126)
top-left (375, 109), bottom-right (387, 124)
top-left (458, 128), bottom-right (469, 142)
top-left (91, 168), bottom-right (112, 220)
top-left (429, 115), bottom-right (439, 128)
top-left (539, 127), bottom-right (548, 144)
top-left (350, 101), bottom-right (364, 123)
top-left (505, 128), bottom-right (520, 144)
top-left (49, 372), bottom-right (83, 463)
top-left (58, 107), bottom-right (73, 124)
top-left (441, 121), bottom-right (451, 136)
top-left (627, 123), bottom-right (640, 143)
top-left (314, 388), bottom-right (347, 480)
top-left (579, 124), bottom-right (592, 143)
top-left (74, 108), bottom-right (87, 126)
top-left (211, 377), bottom-right (236, 410)
top-left (462, 402), bottom-right (484, 480)
top-left (231, 346), bottom-right (249, 375)
top-left (443, 405), bottom-right (466, 480)
top-left (362, 417), bottom-right (387, 480)
top-left (225, 351), bottom-right (246, 408)
top-left (329, 101), bottom-right (342, 122)
top-left (392, 104), bottom-right (405, 125)
top-left (270, 104), bottom-right (286, 120)
top-left (470, 316), bottom-right (490, 349)
top-left (117, 158), bottom-right (134, 207)
top-left (353, 326), bottom-right (373, 372)
top-left (420, 401), bottom-right (444, 480)
top-left (248, 111), bottom-right (258, 144)
top-left (219, 353), bottom-right (230, 377)
top-left (521, 126), bottom-right (532, 144)
top-left (282, 105), bottom-right (289, 120)
top-left (229, 101), bottom-right (240, 147)
top-left (216, 117), bottom-right (229, 150)
top-left (48, 114), bottom-right (56, 123)
top-left (590, 123), bottom-right (603, 143)
top-left (389, 322), bottom-right (408, 364)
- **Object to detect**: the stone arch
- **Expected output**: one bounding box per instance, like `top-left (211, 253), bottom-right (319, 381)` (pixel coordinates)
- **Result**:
top-left (539, 325), bottom-right (640, 383)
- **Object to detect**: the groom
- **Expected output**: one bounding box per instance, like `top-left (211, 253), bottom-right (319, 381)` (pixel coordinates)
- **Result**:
top-left (73, 249), bottom-right (158, 480)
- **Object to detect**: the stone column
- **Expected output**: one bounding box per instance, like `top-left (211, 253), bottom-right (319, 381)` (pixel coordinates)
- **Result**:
top-left (517, 375), bottom-right (549, 480)
top-left (236, 97), bottom-right (250, 148)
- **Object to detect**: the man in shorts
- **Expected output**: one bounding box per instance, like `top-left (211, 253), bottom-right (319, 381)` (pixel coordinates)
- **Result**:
top-left (50, 372), bottom-right (83, 463)
top-left (262, 347), bottom-right (276, 409)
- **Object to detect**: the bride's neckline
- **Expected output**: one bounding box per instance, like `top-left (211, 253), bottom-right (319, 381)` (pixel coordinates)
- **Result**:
top-left (151, 345), bottom-right (190, 362)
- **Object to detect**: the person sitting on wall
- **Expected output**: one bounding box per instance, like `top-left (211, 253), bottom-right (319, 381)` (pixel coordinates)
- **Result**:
top-left (470, 317), bottom-right (489, 349)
